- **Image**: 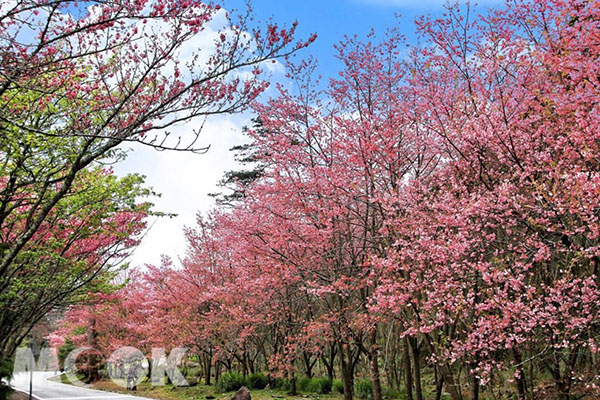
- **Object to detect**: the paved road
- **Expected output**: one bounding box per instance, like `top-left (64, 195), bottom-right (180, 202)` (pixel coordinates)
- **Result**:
top-left (11, 372), bottom-right (150, 400)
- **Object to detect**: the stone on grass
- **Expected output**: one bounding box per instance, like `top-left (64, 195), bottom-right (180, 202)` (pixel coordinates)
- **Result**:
top-left (231, 386), bottom-right (251, 400)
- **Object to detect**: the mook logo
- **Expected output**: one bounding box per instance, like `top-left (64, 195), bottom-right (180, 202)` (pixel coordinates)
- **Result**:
top-left (13, 346), bottom-right (190, 388)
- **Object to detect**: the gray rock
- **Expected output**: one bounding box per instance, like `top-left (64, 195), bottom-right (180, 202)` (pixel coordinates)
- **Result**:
top-left (231, 386), bottom-right (251, 400)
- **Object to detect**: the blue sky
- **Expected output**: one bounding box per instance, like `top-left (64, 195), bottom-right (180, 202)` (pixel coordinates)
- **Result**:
top-left (230, 0), bottom-right (423, 78)
top-left (227, 0), bottom-right (501, 80)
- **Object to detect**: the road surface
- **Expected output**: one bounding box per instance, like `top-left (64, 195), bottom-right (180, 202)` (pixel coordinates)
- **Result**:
top-left (11, 372), bottom-right (151, 400)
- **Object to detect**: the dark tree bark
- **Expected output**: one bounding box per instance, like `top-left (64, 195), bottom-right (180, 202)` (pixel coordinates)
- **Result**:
top-left (339, 342), bottom-right (354, 400)
top-left (434, 368), bottom-right (444, 400)
top-left (409, 337), bottom-right (423, 400)
top-left (368, 330), bottom-right (382, 400)
top-left (512, 349), bottom-right (527, 400)
top-left (288, 368), bottom-right (297, 396)
top-left (322, 343), bottom-right (337, 380)
top-left (204, 352), bottom-right (212, 385)
top-left (403, 337), bottom-right (414, 400)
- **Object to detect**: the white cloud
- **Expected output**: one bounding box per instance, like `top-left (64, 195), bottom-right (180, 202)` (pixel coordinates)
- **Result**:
top-left (113, 113), bottom-right (251, 268)
top-left (96, 4), bottom-right (290, 269)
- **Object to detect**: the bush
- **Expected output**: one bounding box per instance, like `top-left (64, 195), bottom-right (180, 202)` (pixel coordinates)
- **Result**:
top-left (332, 379), bottom-right (344, 394)
top-left (0, 359), bottom-right (13, 400)
top-left (185, 367), bottom-right (202, 377)
top-left (216, 372), bottom-right (245, 393)
top-left (297, 376), bottom-right (312, 392)
top-left (270, 377), bottom-right (290, 391)
top-left (246, 372), bottom-right (269, 390)
top-left (355, 379), bottom-right (373, 400)
top-left (382, 386), bottom-right (401, 399)
top-left (58, 339), bottom-right (76, 370)
top-left (307, 377), bottom-right (332, 394)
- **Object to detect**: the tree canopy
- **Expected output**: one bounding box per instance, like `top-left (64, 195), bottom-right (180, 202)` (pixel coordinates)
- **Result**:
top-left (0, 0), bottom-right (310, 369)
top-left (46, 0), bottom-right (600, 399)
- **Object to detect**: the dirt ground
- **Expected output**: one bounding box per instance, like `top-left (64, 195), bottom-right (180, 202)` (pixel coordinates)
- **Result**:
top-left (9, 391), bottom-right (30, 400)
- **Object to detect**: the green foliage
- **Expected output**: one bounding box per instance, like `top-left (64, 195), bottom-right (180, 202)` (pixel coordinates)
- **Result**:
top-left (185, 367), bottom-right (202, 377)
top-left (297, 376), bottom-right (312, 392)
top-left (355, 379), bottom-right (373, 400)
top-left (332, 379), bottom-right (344, 394)
top-left (270, 377), bottom-right (290, 391)
top-left (0, 359), bottom-right (13, 400)
top-left (245, 372), bottom-right (269, 390)
top-left (297, 376), bottom-right (332, 394)
top-left (210, 117), bottom-right (267, 206)
top-left (58, 338), bottom-right (76, 370)
top-left (307, 377), bottom-right (332, 394)
top-left (215, 372), bottom-right (245, 393)
top-left (0, 165), bottom-right (154, 360)
top-left (381, 386), bottom-right (401, 399)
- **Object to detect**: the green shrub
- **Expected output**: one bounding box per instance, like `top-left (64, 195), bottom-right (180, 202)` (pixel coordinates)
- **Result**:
top-left (297, 376), bottom-right (312, 392)
top-left (382, 386), bottom-right (401, 399)
top-left (58, 339), bottom-right (76, 370)
top-left (185, 367), bottom-right (202, 377)
top-left (307, 377), bottom-right (332, 394)
top-left (355, 379), bottom-right (373, 400)
top-left (270, 377), bottom-right (290, 391)
top-left (246, 372), bottom-right (269, 390)
top-left (0, 359), bottom-right (13, 400)
top-left (332, 379), bottom-right (344, 394)
top-left (216, 372), bottom-right (245, 392)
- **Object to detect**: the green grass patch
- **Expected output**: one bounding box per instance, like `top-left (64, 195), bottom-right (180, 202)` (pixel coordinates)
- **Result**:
top-left (51, 373), bottom-right (349, 400)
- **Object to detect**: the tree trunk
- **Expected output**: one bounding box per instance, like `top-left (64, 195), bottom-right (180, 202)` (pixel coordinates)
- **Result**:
top-left (242, 351), bottom-right (248, 378)
top-left (546, 349), bottom-right (575, 400)
top-left (512, 349), bottom-right (527, 400)
top-left (422, 335), bottom-right (462, 400)
top-left (215, 362), bottom-right (221, 382)
top-left (288, 368), bottom-right (297, 396)
top-left (86, 316), bottom-right (100, 383)
top-left (204, 353), bottom-right (212, 385)
top-left (385, 353), bottom-right (394, 389)
top-left (437, 363), bottom-right (463, 400)
top-left (369, 331), bottom-right (382, 400)
top-left (409, 337), bottom-right (423, 400)
top-left (339, 342), bottom-right (354, 400)
top-left (323, 343), bottom-right (337, 380)
top-left (249, 355), bottom-right (255, 374)
top-left (555, 347), bottom-right (579, 400)
top-left (471, 373), bottom-right (479, 400)
top-left (324, 355), bottom-right (335, 379)
top-left (147, 358), bottom-right (153, 380)
top-left (434, 368), bottom-right (444, 400)
top-left (303, 351), bottom-right (315, 378)
top-left (403, 337), bottom-right (413, 400)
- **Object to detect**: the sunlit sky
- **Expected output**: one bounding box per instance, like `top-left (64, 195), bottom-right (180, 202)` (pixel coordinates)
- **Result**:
top-left (115, 0), bottom-right (503, 268)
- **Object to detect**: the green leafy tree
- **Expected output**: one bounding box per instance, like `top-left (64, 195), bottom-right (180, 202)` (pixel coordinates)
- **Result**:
top-left (0, 167), bottom-right (152, 362)
top-left (0, 0), bottom-right (310, 370)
